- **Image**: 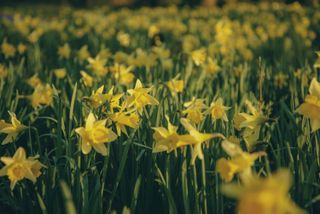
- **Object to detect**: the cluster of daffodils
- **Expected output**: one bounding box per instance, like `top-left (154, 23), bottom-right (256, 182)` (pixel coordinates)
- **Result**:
top-left (75, 79), bottom-right (158, 156)
top-left (0, 112), bottom-right (44, 189)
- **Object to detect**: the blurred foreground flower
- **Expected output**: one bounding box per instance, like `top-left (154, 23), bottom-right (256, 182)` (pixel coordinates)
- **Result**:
top-left (221, 169), bottom-right (305, 214)
top-left (296, 78), bottom-right (320, 132)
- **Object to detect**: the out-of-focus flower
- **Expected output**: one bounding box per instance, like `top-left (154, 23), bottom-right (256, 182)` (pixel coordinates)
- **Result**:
top-left (117, 32), bottom-right (130, 47)
top-left (166, 79), bottom-right (184, 94)
top-left (0, 64), bottom-right (8, 78)
top-left (54, 68), bottom-right (67, 79)
top-left (80, 70), bottom-right (94, 87)
top-left (110, 64), bottom-right (135, 85)
top-left (221, 169), bottom-right (305, 214)
top-left (1, 40), bottom-right (16, 59)
top-left (296, 78), bottom-right (320, 132)
top-left (17, 43), bottom-right (27, 54)
top-left (58, 43), bottom-right (71, 59)
top-left (191, 48), bottom-right (206, 66)
top-left (274, 73), bottom-right (288, 89)
top-left (29, 84), bottom-right (54, 108)
top-left (26, 74), bottom-right (41, 88)
top-left (78, 45), bottom-right (91, 63)
top-left (206, 57), bottom-right (220, 75)
top-left (87, 56), bottom-right (108, 77)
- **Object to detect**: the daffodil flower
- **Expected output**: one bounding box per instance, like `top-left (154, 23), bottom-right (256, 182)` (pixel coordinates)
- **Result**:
top-left (75, 112), bottom-right (117, 156)
top-left (191, 48), bottom-right (206, 66)
top-left (0, 112), bottom-right (27, 145)
top-left (296, 78), bottom-right (320, 132)
top-left (234, 100), bottom-right (267, 150)
top-left (183, 98), bottom-right (208, 124)
top-left (166, 79), bottom-right (184, 94)
top-left (217, 140), bottom-right (266, 182)
top-left (0, 147), bottom-right (44, 190)
top-left (127, 79), bottom-right (159, 114)
top-left (180, 118), bottom-right (225, 164)
top-left (221, 169), bottom-right (305, 214)
top-left (152, 116), bottom-right (194, 153)
top-left (87, 56), bottom-right (108, 77)
top-left (29, 84), bottom-right (54, 108)
top-left (206, 97), bottom-right (230, 122)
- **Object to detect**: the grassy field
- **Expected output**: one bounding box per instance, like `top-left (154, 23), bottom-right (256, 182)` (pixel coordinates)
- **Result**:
top-left (0, 2), bottom-right (319, 214)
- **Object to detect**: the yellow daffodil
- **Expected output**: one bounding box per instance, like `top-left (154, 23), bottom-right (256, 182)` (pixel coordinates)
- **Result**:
top-left (217, 140), bottom-right (266, 182)
top-left (314, 51), bottom-right (320, 68)
top-left (166, 79), bottom-right (184, 94)
top-left (1, 40), bottom-right (16, 59)
top-left (183, 98), bottom-right (208, 124)
top-left (180, 118), bottom-right (225, 164)
top-left (0, 147), bottom-right (44, 190)
top-left (75, 112), bottom-right (117, 156)
top-left (0, 64), bottom-right (8, 78)
top-left (54, 68), bottom-right (67, 79)
top-left (29, 84), bottom-right (54, 108)
top-left (26, 74), bottom-right (41, 88)
top-left (110, 64), bottom-right (135, 85)
top-left (80, 70), bottom-right (94, 87)
top-left (296, 78), bottom-right (320, 132)
top-left (87, 56), bottom-right (108, 77)
top-left (17, 43), bottom-right (27, 54)
top-left (0, 112), bottom-right (27, 145)
top-left (221, 169), bottom-right (305, 214)
top-left (117, 31), bottom-right (130, 47)
top-left (78, 45), bottom-right (91, 63)
top-left (152, 116), bottom-right (194, 153)
top-left (234, 100), bottom-right (267, 150)
top-left (110, 102), bottom-right (140, 136)
top-left (83, 86), bottom-right (109, 109)
top-left (206, 57), bottom-right (220, 75)
top-left (274, 73), bottom-right (288, 89)
top-left (207, 97), bottom-right (230, 122)
top-left (191, 48), bottom-right (206, 66)
top-left (58, 43), bottom-right (71, 59)
top-left (127, 79), bottom-right (159, 113)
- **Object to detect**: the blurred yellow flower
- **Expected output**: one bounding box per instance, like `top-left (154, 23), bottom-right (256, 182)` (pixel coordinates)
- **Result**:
top-left (29, 84), bottom-right (54, 108)
top-left (54, 68), bottom-right (67, 79)
top-left (0, 147), bottom-right (44, 190)
top-left (217, 140), bottom-right (266, 182)
top-left (206, 57), bottom-right (220, 75)
top-left (58, 43), bottom-right (71, 59)
top-left (191, 48), bottom-right (206, 66)
top-left (221, 169), bottom-right (305, 214)
top-left (26, 74), bottom-right (41, 88)
top-left (75, 112), bottom-right (117, 156)
top-left (1, 40), bottom-right (16, 59)
top-left (80, 70), bottom-right (94, 87)
top-left (0, 64), bottom-right (8, 78)
top-left (166, 79), bottom-right (184, 94)
top-left (274, 73), bottom-right (288, 89)
top-left (17, 43), bottom-right (27, 54)
top-left (110, 64), bottom-right (135, 85)
top-left (83, 86), bottom-right (109, 109)
top-left (296, 78), bottom-right (320, 132)
top-left (87, 56), bottom-right (108, 77)
top-left (78, 45), bottom-right (91, 63)
top-left (117, 31), bottom-right (130, 47)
